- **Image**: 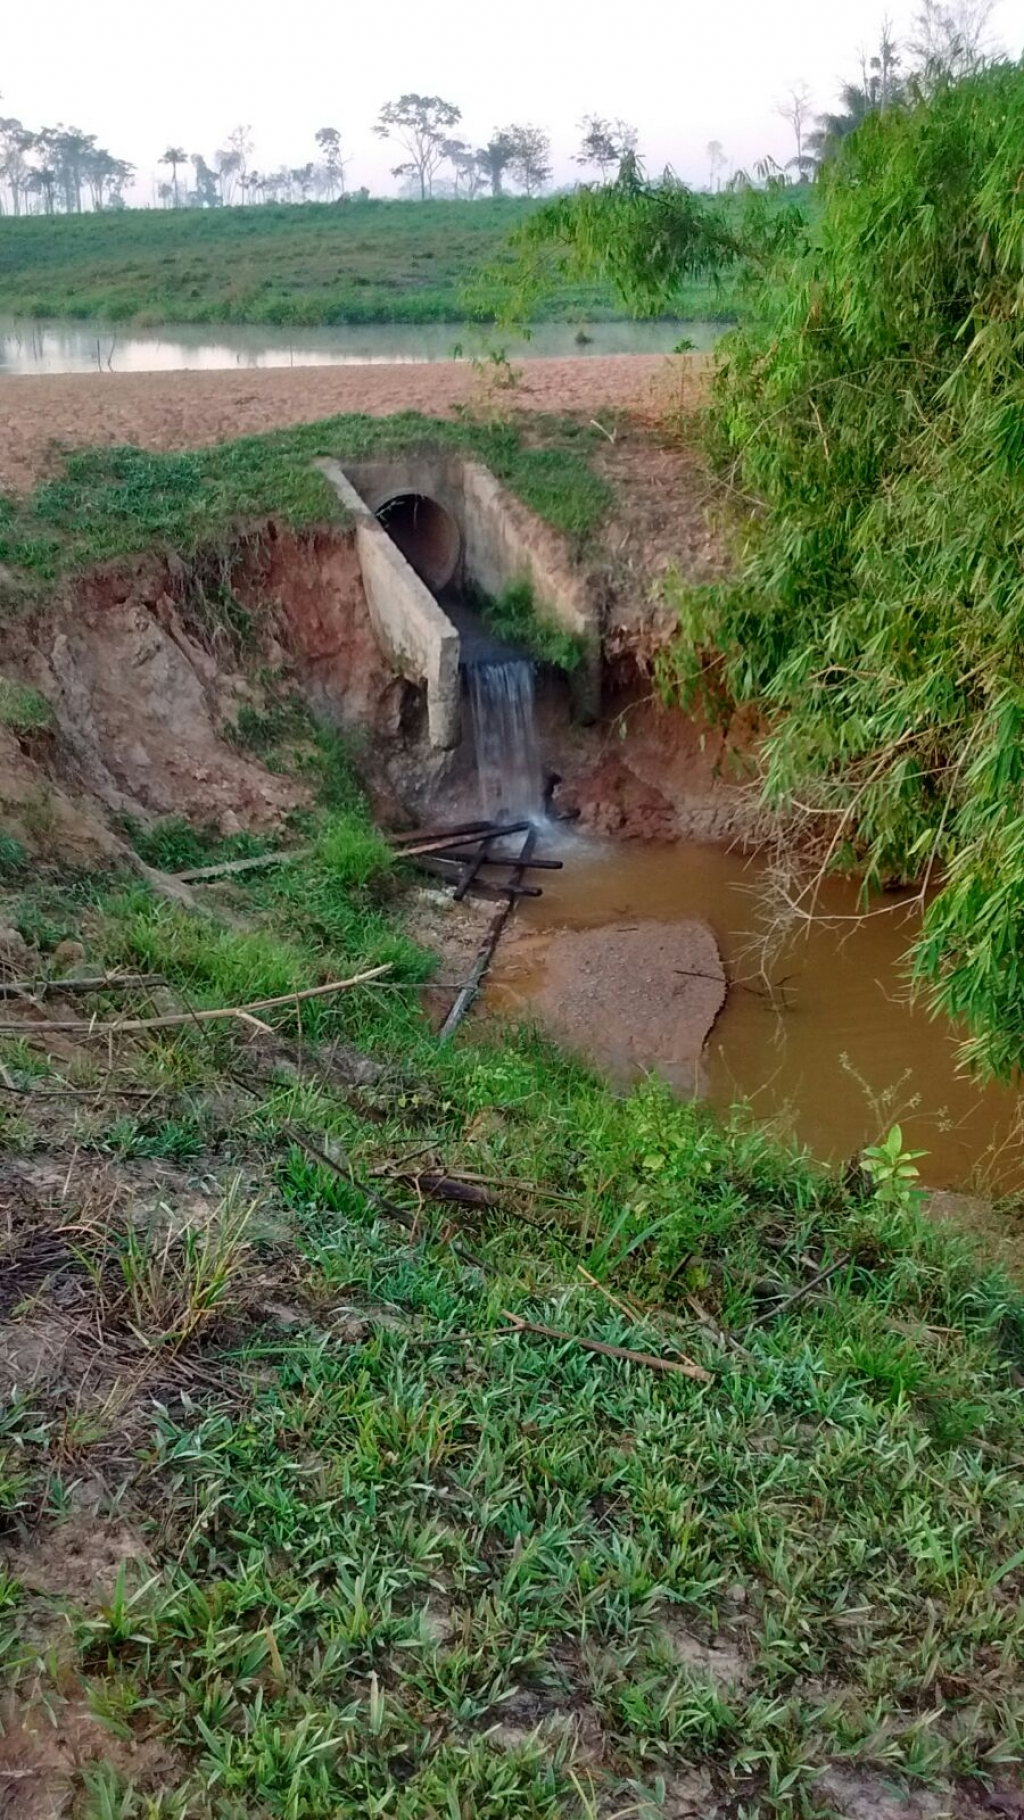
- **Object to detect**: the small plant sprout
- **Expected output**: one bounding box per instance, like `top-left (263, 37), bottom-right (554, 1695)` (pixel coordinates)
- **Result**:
top-left (861, 1125), bottom-right (928, 1210)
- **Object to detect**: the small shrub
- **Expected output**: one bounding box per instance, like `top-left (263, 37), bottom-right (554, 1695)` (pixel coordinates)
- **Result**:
top-left (121, 815), bottom-right (270, 873)
top-left (230, 697), bottom-right (311, 756)
top-left (97, 1113), bottom-right (208, 1163)
top-left (0, 832), bottom-right (27, 881)
top-left (314, 815), bottom-right (393, 893)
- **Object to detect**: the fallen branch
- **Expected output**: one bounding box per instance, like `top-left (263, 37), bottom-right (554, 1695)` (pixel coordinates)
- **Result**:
top-left (175, 848), bottom-right (310, 884)
top-left (395, 1171), bottom-right (498, 1209)
top-left (498, 1311), bottom-right (712, 1382)
top-left (743, 1252), bottom-right (854, 1330)
top-left (287, 1128), bottom-right (491, 1272)
top-left (0, 972), bottom-right (165, 1000)
top-left (439, 828), bottom-right (537, 1042)
top-left (0, 965), bottom-right (393, 1036)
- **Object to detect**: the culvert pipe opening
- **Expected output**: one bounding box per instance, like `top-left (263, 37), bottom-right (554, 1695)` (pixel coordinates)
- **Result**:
top-left (376, 493), bottom-right (461, 592)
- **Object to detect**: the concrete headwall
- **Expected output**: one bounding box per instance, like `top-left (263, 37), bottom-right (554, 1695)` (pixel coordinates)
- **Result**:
top-left (342, 453), bottom-right (602, 721)
top-left (316, 459), bottom-right (461, 749)
top-left (343, 456), bottom-right (466, 562)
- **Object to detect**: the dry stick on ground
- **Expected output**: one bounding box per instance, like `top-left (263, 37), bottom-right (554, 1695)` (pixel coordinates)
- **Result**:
top-left (174, 848), bottom-right (311, 884)
top-left (578, 1265), bottom-right (712, 1378)
top-left (439, 828), bottom-right (538, 1043)
top-left (743, 1252), bottom-right (854, 1330)
top-left (686, 1294), bottom-right (757, 1364)
top-left (0, 972), bottom-right (166, 1000)
top-left (286, 1127), bottom-right (492, 1273)
top-left (498, 1312), bottom-right (713, 1382)
top-left (0, 1080), bottom-right (185, 1102)
top-left (0, 966), bottom-right (393, 1037)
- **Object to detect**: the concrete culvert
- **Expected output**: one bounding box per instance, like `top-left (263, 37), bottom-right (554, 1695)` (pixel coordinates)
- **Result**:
top-left (375, 493), bottom-right (461, 593)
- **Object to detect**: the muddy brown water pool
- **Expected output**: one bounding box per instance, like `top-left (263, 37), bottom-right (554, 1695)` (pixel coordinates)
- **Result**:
top-left (488, 835), bottom-right (1024, 1196)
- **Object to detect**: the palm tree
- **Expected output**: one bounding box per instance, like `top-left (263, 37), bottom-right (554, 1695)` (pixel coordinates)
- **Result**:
top-left (160, 145), bottom-right (187, 207)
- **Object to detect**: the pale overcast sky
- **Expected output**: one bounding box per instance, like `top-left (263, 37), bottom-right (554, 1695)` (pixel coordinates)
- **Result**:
top-left (4, 0), bottom-right (1023, 201)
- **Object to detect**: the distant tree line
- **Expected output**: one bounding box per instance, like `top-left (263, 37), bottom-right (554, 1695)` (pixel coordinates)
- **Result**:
top-left (155, 124), bottom-right (357, 210)
top-left (1, 6), bottom-right (1008, 219)
top-left (0, 113), bottom-right (134, 215)
top-left (0, 96), bottom-right (649, 216)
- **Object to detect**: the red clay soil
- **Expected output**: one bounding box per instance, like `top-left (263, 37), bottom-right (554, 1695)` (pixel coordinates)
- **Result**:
top-left (0, 356), bottom-right (702, 491)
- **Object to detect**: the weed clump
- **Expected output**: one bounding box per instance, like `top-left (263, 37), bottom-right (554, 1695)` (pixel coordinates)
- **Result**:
top-left (474, 579), bottom-right (587, 671)
top-left (659, 68), bottom-right (1024, 1079)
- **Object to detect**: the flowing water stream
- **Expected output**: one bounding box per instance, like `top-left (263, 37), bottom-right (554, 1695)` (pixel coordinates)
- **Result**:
top-left (465, 659), bottom-right (544, 823)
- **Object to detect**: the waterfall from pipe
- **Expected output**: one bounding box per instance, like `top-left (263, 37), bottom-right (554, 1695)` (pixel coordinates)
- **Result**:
top-left (466, 658), bottom-right (543, 823)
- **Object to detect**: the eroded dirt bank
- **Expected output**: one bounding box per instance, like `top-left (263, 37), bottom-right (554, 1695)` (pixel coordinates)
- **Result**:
top-left (0, 524), bottom-right (412, 864)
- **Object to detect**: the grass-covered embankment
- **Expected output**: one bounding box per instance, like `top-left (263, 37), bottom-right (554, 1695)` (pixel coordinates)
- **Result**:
top-left (0, 410), bottom-right (614, 600)
top-left (0, 198), bottom-right (735, 329)
top-left (2, 707), bottom-right (1024, 1816)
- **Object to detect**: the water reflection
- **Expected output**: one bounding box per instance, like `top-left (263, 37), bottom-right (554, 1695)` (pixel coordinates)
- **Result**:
top-left (489, 836), bottom-right (1024, 1194)
top-left (0, 315), bottom-right (723, 376)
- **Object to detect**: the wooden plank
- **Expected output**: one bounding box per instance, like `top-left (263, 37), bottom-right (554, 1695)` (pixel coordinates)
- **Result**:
top-left (454, 840), bottom-right (490, 903)
top-left (175, 848), bottom-right (310, 884)
top-left (438, 828), bottom-right (538, 1043)
top-left (393, 824), bottom-right (531, 861)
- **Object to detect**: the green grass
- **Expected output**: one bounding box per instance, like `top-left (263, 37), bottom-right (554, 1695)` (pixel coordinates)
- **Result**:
top-left (0, 674), bottom-right (52, 731)
top-left (0, 198), bottom-right (733, 329)
top-left (0, 413), bottom-right (614, 598)
top-left (473, 580), bottom-right (588, 670)
top-left (2, 720), bottom-right (1024, 1813)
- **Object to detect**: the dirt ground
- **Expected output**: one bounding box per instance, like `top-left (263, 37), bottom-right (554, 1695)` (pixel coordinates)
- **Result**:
top-left (0, 355), bottom-right (703, 491)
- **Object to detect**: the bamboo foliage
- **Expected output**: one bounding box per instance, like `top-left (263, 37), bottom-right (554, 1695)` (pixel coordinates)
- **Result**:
top-left (660, 67), bottom-right (1024, 1078)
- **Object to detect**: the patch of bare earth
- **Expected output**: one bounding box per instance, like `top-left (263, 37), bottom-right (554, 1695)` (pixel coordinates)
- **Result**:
top-left (11, 1513), bottom-right (150, 1608)
top-left (0, 358), bottom-right (702, 492)
top-left (0, 1696), bottom-right (174, 1820)
top-left (593, 416), bottom-right (731, 677)
top-left (0, 521), bottom-right (423, 869)
top-left (492, 918), bottom-right (726, 1092)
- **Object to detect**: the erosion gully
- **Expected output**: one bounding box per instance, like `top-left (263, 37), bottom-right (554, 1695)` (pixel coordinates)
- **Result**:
top-left (486, 831), bottom-right (1024, 1209)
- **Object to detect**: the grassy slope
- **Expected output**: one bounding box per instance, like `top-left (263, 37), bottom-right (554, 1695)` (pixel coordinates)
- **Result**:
top-left (2, 726), bottom-right (1024, 1816)
top-left (0, 412), bottom-right (614, 597)
top-left (0, 198), bottom-right (731, 328)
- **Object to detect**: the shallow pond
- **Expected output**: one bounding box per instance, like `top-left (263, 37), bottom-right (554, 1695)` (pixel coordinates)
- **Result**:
top-left (489, 835), bottom-right (1024, 1196)
top-left (0, 316), bottom-right (721, 376)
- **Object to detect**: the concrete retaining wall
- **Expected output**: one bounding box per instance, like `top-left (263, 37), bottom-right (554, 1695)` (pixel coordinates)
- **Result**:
top-left (460, 461), bottom-right (600, 721)
top-left (316, 459), bottom-right (461, 749)
top-left (461, 461), bottom-right (591, 638)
